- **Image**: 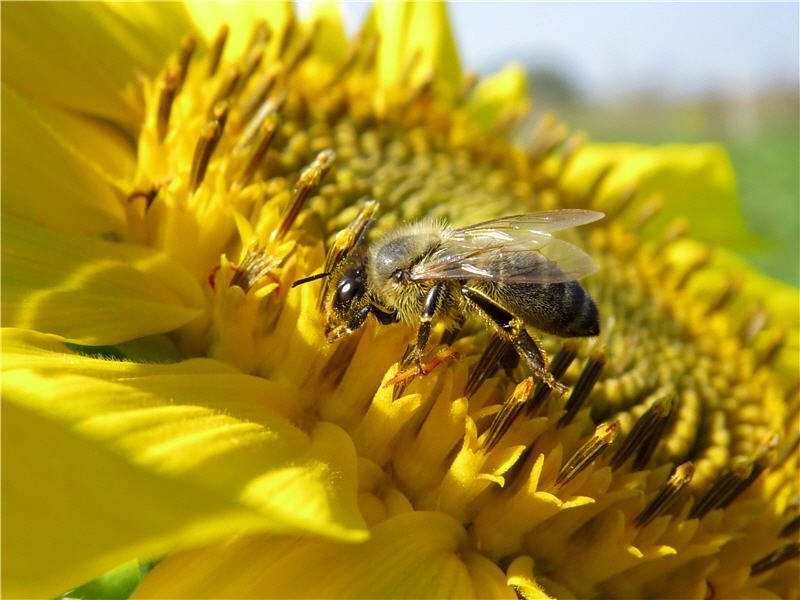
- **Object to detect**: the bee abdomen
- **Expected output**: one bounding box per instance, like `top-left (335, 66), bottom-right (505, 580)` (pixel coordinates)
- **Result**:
top-left (494, 281), bottom-right (600, 338)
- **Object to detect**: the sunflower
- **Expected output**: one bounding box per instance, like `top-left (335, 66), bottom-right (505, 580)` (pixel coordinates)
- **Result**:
top-left (2, 3), bottom-right (798, 599)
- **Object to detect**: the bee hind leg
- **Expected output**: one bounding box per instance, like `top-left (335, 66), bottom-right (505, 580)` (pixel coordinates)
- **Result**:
top-left (460, 285), bottom-right (567, 395)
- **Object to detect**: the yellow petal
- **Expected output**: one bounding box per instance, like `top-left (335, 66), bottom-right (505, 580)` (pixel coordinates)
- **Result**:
top-left (372, 2), bottom-right (462, 94)
top-left (563, 143), bottom-right (756, 248)
top-left (2, 328), bottom-right (367, 598)
top-left (466, 63), bottom-right (531, 131)
top-left (1, 86), bottom-right (129, 236)
top-left (135, 511), bottom-right (484, 599)
top-left (1, 216), bottom-right (206, 344)
top-left (1, 2), bottom-right (193, 129)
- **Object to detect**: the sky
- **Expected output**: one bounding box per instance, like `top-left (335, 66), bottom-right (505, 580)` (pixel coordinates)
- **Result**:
top-left (333, 2), bottom-right (799, 100)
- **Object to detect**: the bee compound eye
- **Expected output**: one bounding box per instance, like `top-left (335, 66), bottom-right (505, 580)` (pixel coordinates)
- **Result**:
top-left (336, 278), bottom-right (363, 305)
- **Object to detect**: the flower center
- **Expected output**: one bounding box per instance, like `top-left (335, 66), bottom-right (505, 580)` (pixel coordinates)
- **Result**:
top-left (128, 21), bottom-right (798, 597)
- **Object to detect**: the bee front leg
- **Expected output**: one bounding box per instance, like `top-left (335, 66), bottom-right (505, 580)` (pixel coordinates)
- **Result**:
top-left (460, 285), bottom-right (567, 394)
top-left (402, 282), bottom-right (444, 373)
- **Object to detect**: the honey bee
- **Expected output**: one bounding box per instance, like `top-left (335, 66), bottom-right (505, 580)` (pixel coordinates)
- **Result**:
top-left (294, 201), bottom-right (603, 390)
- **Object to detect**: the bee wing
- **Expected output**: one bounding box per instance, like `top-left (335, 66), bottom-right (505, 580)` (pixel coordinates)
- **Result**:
top-left (455, 209), bottom-right (604, 235)
top-left (410, 211), bottom-right (602, 284)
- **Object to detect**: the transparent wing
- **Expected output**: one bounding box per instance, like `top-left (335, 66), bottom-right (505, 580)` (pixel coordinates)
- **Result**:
top-left (454, 209), bottom-right (604, 237)
top-left (410, 210), bottom-right (603, 284)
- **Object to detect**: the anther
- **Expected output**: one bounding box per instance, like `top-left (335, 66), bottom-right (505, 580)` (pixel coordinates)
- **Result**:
top-left (127, 182), bottom-right (161, 209)
top-left (245, 20), bottom-right (270, 54)
top-left (156, 68), bottom-right (180, 143)
top-left (276, 14), bottom-right (296, 59)
top-left (239, 71), bottom-right (280, 126)
top-left (632, 196), bottom-right (662, 230)
top-left (481, 378), bottom-right (533, 452)
top-left (210, 66), bottom-right (241, 112)
top-left (207, 25), bottom-right (229, 78)
top-left (634, 462), bottom-right (695, 528)
top-left (400, 48), bottom-right (422, 85)
top-left (779, 515), bottom-right (800, 538)
top-left (758, 330), bottom-right (786, 367)
top-left (739, 302), bottom-right (769, 343)
top-left (528, 114), bottom-right (569, 167)
top-left (465, 334), bottom-right (512, 398)
top-left (189, 102), bottom-right (228, 193)
top-left (272, 149), bottom-right (336, 242)
top-left (688, 456), bottom-right (753, 519)
top-left (704, 278), bottom-right (741, 316)
top-left (284, 29), bottom-right (316, 77)
top-left (750, 542), bottom-right (799, 576)
top-left (672, 249), bottom-right (713, 291)
top-left (611, 392), bottom-right (676, 471)
top-left (557, 351), bottom-right (605, 426)
top-left (237, 114), bottom-right (279, 187)
top-left (526, 343), bottom-right (577, 415)
top-left (556, 421), bottom-right (619, 487)
top-left (457, 72), bottom-right (479, 105)
top-left (230, 244), bottom-right (281, 292)
top-left (176, 34), bottom-right (197, 89)
top-left (718, 433), bottom-right (778, 509)
top-left (239, 46), bottom-right (265, 92)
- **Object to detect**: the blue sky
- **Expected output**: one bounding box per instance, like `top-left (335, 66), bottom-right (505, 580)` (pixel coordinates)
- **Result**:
top-left (333, 2), bottom-right (799, 100)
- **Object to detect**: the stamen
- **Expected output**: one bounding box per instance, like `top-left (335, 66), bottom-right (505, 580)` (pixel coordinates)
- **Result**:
top-left (210, 66), bottom-right (241, 112)
top-left (271, 149), bottom-right (336, 242)
top-left (481, 378), bottom-right (533, 452)
top-left (779, 515), bottom-right (800, 538)
top-left (127, 182), bottom-right (161, 209)
top-left (704, 278), bottom-right (741, 316)
top-left (611, 391), bottom-right (676, 470)
top-left (176, 34), bottom-right (197, 89)
top-left (688, 456), bottom-right (753, 519)
top-left (237, 113), bottom-right (279, 186)
top-left (189, 102), bottom-right (228, 192)
top-left (557, 350), bottom-right (605, 426)
top-left (284, 30), bottom-right (316, 77)
top-left (556, 421), bottom-right (619, 487)
top-left (246, 20), bottom-right (270, 54)
top-left (674, 249), bottom-right (714, 291)
top-left (758, 330), bottom-right (787, 367)
top-left (457, 72), bottom-right (479, 105)
top-left (526, 343), bottom-right (577, 415)
top-left (739, 302), bottom-right (769, 343)
top-left (529, 114), bottom-right (567, 166)
top-left (632, 197), bottom-right (662, 230)
top-left (465, 334), bottom-right (513, 398)
top-left (207, 25), bottom-right (229, 78)
top-left (239, 46), bottom-right (265, 92)
top-left (634, 461), bottom-right (694, 528)
top-left (276, 14), bottom-right (296, 59)
top-left (750, 542), bottom-right (800, 576)
top-left (718, 433), bottom-right (778, 509)
top-left (156, 68), bottom-right (180, 143)
top-left (239, 71), bottom-right (280, 130)
top-left (229, 244), bottom-right (281, 292)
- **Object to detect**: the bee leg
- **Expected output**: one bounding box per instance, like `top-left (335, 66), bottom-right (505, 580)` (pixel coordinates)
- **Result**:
top-left (371, 305), bottom-right (398, 325)
top-left (461, 286), bottom-right (567, 394)
top-left (401, 282), bottom-right (444, 373)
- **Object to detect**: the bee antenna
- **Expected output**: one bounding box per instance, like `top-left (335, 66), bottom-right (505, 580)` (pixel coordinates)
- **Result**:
top-left (291, 271), bottom-right (331, 288)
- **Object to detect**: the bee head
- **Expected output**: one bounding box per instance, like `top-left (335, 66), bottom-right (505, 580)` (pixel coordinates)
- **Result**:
top-left (324, 259), bottom-right (370, 342)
